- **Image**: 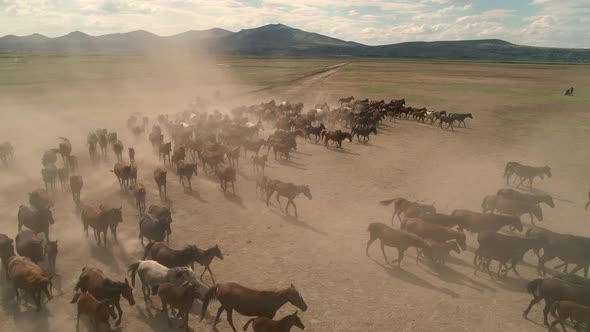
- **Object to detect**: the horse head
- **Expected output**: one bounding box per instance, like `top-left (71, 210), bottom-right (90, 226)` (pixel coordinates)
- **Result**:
top-left (287, 284), bottom-right (308, 312)
top-left (543, 166), bottom-right (552, 178)
top-left (302, 185), bottom-right (312, 200)
top-left (467, 113), bottom-right (473, 119)
top-left (288, 311), bottom-right (305, 330)
top-left (121, 278), bottom-right (136, 306)
top-left (213, 244), bottom-right (224, 260)
top-left (544, 195), bottom-right (555, 208)
top-left (98, 299), bottom-right (117, 320)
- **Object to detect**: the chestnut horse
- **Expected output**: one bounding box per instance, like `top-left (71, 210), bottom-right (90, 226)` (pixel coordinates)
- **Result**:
top-left (71, 267), bottom-right (135, 326)
top-left (215, 164), bottom-right (236, 194)
top-left (201, 282), bottom-right (308, 332)
top-left (322, 130), bottom-right (352, 149)
top-left (243, 311), bottom-right (305, 332)
top-left (81, 205), bottom-right (123, 246)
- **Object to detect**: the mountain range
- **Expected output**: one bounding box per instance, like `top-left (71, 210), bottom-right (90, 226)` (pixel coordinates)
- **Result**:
top-left (1, 23), bottom-right (589, 62)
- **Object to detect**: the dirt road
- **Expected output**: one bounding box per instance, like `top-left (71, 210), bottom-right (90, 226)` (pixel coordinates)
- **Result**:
top-left (0, 60), bottom-right (589, 332)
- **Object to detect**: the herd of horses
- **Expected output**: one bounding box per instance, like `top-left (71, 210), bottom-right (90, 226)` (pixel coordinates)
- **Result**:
top-left (1, 94), bottom-right (588, 331)
top-left (369, 158), bottom-right (590, 330)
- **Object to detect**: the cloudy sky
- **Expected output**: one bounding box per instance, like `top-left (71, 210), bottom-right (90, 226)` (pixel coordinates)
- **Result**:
top-left (1, 0), bottom-right (589, 47)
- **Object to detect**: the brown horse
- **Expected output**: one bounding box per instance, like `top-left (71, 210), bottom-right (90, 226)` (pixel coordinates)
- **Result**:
top-left (144, 242), bottom-right (224, 283)
top-left (154, 167), bottom-right (168, 200)
top-left (215, 164), bottom-right (236, 194)
top-left (255, 175), bottom-right (269, 197)
top-left (71, 267), bottom-right (135, 326)
top-left (176, 160), bottom-right (198, 192)
top-left (201, 282), bottom-right (308, 332)
top-left (8, 255), bottom-right (53, 311)
top-left (200, 148), bottom-right (226, 174)
top-left (322, 130), bottom-right (352, 149)
top-left (28, 188), bottom-right (52, 210)
top-left (0, 233), bottom-right (14, 279)
top-left (366, 222), bottom-right (432, 268)
top-left (160, 142), bottom-right (172, 164)
top-left (70, 175), bottom-right (83, 205)
top-left (243, 311), bottom-right (305, 332)
top-left (111, 162), bottom-right (132, 191)
top-left (128, 183), bottom-right (146, 215)
top-left (18, 205), bottom-right (55, 241)
top-left (252, 154), bottom-right (268, 174)
top-left (272, 143), bottom-right (292, 161)
top-left (266, 180), bottom-right (312, 218)
top-left (226, 146), bottom-right (241, 169)
top-left (380, 197), bottom-right (436, 225)
top-left (81, 205), bottom-right (123, 246)
top-left (45, 240), bottom-right (58, 274)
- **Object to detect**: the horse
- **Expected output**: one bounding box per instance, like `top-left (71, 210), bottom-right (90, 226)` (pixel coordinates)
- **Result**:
top-left (57, 137), bottom-right (72, 162)
top-left (28, 188), bottom-right (52, 211)
top-left (154, 167), bottom-right (168, 200)
top-left (304, 123), bottom-right (325, 142)
top-left (438, 115), bottom-right (455, 130)
top-left (339, 96), bottom-right (354, 106)
top-left (16, 230), bottom-right (44, 264)
top-left (128, 148), bottom-right (135, 163)
top-left (482, 194), bottom-right (543, 225)
top-left (243, 311), bottom-right (305, 332)
top-left (71, 267), bottom-right (135, 326)
top-left (451, 113), bottom-right (473, 127)
top-left (57, 167), bottom-right (69, 192)
top-left (127, 260), bottom-right (203, 303)
top-left (41, 165), bottom-right (58, 192)
top-left (42, 149), bottom-right (58, 168)
top-left (252, 154), bottom-right (268, 174)
top-left (18, 205), bottom-right (55, 241)
top-left (8, 255), bottom-right (53, 311)
top-left (45, 240), bottom-right (58, 274)
top-left (0, 233), bottom-right (14, 279)
top-left (215, 164), bottom-right (236, 194)
top-left (200, 149), bottom-right (225, 174)
top-left (111, 140), bottom-right (124, 162)
top-left (144, 242), bottom-right (224, 283)
top-left (243, 139), bottom-right (266, 158)
top-left (0, 141), bottom-right (14, 164)
top-left (226, 146), bottom-right (241, 169)
top-left (366, 222), bottom-right (432, 268)
top-left (128, 183), bottom-right (146, 215)
top-left (322, 130), bottom-right (352, 149)
top-left (351, 125), bottom-right (377, 143)
top-left (379, 198), bottom-right (436, 225)
top-left (139, 213), bottom-right (172, 246)
top-left (201, 282), bottom-right (308, 332)
top-left (503, 162), bottom-right (551, 188)
top-left (272, 143), bottom-right (292, 161)
top-left (266, 180), bottom-right (312, 218)
top-left (73, 292), bottom-right (117, 331)
top-left (160, 142), bottom-right (172, 164)
top-left (111, 162), bottom-right (132, 191)
top-left (176, 161), bottom-right (198, 192)
top-left (67, 155), bottom-right (79, 175)
top-left (80, 205), bottom-right (123, 247)
top-left (70, 175), bottom-right (83, 205)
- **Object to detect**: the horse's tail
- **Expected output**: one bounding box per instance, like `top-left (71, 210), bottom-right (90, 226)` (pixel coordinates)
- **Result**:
top-left (200, 284), bottom-right (218, 321)
top-left (127, 262), bottom-right (140, 287)
top-left (243, 318), bottom-right (256, 331)
top-left (143, 241), bottom-right (155, 260)
top-left (379, 198), bottom-right (400, 206)
top-left (527, 278), bottom-right (543, 298)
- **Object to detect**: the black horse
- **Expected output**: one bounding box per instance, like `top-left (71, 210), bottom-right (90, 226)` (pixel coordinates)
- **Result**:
top-left (351, 125), bottom-right (377, 143)
top-left (305, 123), bottom-right (326, 143)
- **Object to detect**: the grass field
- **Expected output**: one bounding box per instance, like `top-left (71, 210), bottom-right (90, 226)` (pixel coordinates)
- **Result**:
top-left (1, 54), bottom-right (590, 332)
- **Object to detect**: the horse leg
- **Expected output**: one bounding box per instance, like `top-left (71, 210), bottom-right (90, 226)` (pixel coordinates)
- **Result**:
top-left (115, 301), bottom-right (123, 326)
top-left (529, 212), bottom-right (535, 225)
top-left (207, 266), bottom-right (216, 284)
top-left (542, 299), bottom-right (552, 326)
top-left (231, 181), bottom-right (235, 195)
top-left (397, 249), bottom-right (405, 268)
top-left (276, 194), bottom-right (282, 209)
top-left (226, 308), bottom-right (238, 332)
top-left (213, 306), bottom-right (225, 327)
top-left (380, 241), bottom-right (390, 264)
top-left (291, 200), bottom-right (298, 218)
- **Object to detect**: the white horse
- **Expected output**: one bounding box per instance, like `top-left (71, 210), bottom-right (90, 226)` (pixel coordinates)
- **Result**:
top-left (128, 260), bottom-right (208, 302)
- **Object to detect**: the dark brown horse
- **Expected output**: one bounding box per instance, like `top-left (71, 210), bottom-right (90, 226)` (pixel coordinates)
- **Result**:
top-left (18, 205), bottom-right (55, 241)
top-left (70, 175), bottom-right (83, 205)
top-left (176, 160), bottom-right (198, 192)
top-left (366, 222), bottom-right (432, 268)
top-left (243, 139), bottom-right (266, 158)
top-left (71, 267), bottom-right (135, 326)
top-left (111, 162), bottom-right (132, 191)
top-left (29, 188), bottom-right (52, 210)
top-left (266, 180), bottom-right (312, 218)
top-left (81, 205), bottom-right (123, 246)
top-left (252, 154), bottom-right (268, 174)
top-left (160, 142), bottom-right (172, 164)
top-left (154, 167), bottom-right (168, 200)
top-left (201, 282), bottom-right (308, 332)
top-left (128, 183), bottom-right (146, 215)
top-left (215, 164), bottom-right (236, 194)
top-left (45, 240), bottom-right (58, 274)
top-left (379, 198), bottom-right (436, 225)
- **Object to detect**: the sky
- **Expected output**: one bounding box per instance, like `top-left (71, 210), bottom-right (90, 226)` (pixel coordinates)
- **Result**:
top-left (0, 0), bottom-right (589, 48)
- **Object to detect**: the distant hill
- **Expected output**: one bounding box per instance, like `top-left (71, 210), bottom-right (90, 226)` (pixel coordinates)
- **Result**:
top-left (1, 24), bottom-right (589, 62)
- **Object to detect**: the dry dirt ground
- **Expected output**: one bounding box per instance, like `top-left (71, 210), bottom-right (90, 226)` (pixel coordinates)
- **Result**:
top-left (0, 57), bottom-right (590, 332)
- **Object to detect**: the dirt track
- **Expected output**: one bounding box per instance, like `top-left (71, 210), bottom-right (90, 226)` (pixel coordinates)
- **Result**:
top-left (0, 60), bottom-right (590, 332)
